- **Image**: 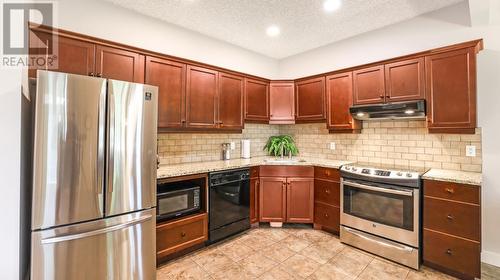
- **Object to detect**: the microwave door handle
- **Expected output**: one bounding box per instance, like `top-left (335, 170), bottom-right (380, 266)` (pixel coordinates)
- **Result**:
top-left (343, 180), bottom-right (413, 197)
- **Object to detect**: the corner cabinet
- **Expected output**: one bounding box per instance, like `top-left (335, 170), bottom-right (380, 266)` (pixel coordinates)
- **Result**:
top-left (326, 72), bottom-right (360, 133)
top-left (245, 78), bottom-right (270, 123)
top-left (425, 47), bottom-right (477, 134)
top-left (295, 77), bottom-right (326, 122)
top-left (269, 82), bottom-right (295, 124)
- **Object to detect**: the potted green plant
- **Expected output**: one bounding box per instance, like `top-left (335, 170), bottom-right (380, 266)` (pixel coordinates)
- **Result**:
top-left (263, 135), bottom-right (299, 159)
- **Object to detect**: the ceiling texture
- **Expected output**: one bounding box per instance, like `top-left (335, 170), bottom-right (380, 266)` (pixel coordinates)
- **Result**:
top-left (102, 0), bottom-right (465, 59)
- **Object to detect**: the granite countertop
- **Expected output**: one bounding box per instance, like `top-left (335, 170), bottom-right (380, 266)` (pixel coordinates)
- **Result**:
top-left (422, 169), bottom-right (482, 186)
top-left (157, 156), bottom-right (353, 179)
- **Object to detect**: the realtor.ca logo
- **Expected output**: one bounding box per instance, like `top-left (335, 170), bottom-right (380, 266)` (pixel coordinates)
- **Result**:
top-left (1, 1), bottom-right (58, 69)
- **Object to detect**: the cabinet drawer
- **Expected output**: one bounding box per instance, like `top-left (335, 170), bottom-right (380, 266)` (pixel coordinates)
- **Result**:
top-left (314, 179), bottom-right (340, 206)
top-left (314, 167), bottom-right (340, 181)
top-left (314, 202), bottom-right (340, 231)
top-left (424, 197), bottom-right (480, 241)
top-left (156, 213), bottom-right (208, 259)
top-left (423, 229), bottom-right (480, 279)
top-left (424, 180), bottom-right (479, 204)
top-left (250, 166), bottom-right (260, 178)
top-left (260, 165), bottom-right (313, 177)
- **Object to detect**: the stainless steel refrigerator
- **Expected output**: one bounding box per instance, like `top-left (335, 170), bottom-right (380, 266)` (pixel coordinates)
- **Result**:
top-left (30, 70), bottom-right (158, 280)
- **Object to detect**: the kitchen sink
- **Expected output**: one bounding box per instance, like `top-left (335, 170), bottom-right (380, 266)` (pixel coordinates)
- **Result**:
top-left (263, 158), bottom-right (307, 164)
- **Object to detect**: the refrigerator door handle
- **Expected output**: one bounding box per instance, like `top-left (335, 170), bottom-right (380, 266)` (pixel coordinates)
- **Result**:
top-left (97, 84), bottom-right (106, 196)
top-left (41, 214), bottom-right (152, 244)
top-left (107, 87), bottom-right (115, 194)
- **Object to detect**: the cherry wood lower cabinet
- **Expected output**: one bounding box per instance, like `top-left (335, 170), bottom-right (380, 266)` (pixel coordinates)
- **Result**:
top-left (259, 166), bottom-right (314, 223)
top-left (423, 180), bottom-right (481, 279)
top-left (156, 213), bottom-right (208, 261)
top-left (326, 72), bottom-right (360, 133)
top-left (313, 167), bottom-right (341, 233)
top-left (249, 167), bottom-right (260, 224)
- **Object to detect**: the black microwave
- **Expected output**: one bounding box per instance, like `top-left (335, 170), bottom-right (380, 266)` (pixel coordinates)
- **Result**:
top-left (157, 185), bottom-right (201, 222)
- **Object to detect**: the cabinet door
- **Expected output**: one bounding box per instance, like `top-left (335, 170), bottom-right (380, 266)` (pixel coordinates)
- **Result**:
top-left (218, 72), bottom-right (244, 130)
top-left (353, 65), bottom-right (385, 105)
top-left (250, 178), bottom-right (259, 224)
top-left (259, 177), bottom-right (286, 222)
top-left (326, 72), bottom-right (360, 132)
top-left (245, 78), bottom-right (269, 122)
top-left (29, 31), bottom-right (95, 78)
top-left (96, 45), bottom-right (145, 83)
top-left (286, 178), bottom-right (314, 223)
top-left (269, 82), bottom-right (295, 124)
top-left (426, 48), bottom-right (477, 134)
top-left (295, 77), bottom-right (326, 121)
top-left (385, 58), bottom-right (425, 102)
top-left (145, 56), bottom-right (186, 129)
top-left (185, 66), bottom-right (218, 129)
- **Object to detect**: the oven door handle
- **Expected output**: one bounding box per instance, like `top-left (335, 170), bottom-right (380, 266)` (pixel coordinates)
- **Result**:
top-left (343, 180), bottom-right (413, 197)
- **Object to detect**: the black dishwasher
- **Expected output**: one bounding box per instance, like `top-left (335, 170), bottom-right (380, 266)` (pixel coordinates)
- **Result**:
top-left (208, 168), bottom-right (250, 244)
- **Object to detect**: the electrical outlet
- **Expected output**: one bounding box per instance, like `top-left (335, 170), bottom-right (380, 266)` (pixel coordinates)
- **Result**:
top-left (230, 142), bottom-right (235, 150)
top-left (329, 142), bottom-right (336, 150)
top-left (466, 145), bottom-right (476, 157)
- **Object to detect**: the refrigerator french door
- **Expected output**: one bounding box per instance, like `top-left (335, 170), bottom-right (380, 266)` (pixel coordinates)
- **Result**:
top-left (31, 71), bottom-right (158, 280)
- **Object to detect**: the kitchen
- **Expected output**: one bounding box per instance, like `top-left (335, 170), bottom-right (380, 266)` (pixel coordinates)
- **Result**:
top-left (1, 0), bottom-right (500, 280)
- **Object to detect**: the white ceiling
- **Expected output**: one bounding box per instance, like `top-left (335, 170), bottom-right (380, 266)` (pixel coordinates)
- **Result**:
top-left (102, 0), bottom-right (464, 59)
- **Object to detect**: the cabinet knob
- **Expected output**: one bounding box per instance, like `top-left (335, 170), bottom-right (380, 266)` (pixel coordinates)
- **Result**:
top-left (325, 189), bottom-right (331, 194)
top-left (181, 232), bottom-right (186, 238)
top-left (445, 188), bottom-right (455, 194)
top-left (324, 213), bottom-right (329, 218)
top-left (379, 94), bottom-right (384, 99)
top-left (446, 249), bottom-right (453, 255)
top-left (96, 73), bottom-right (103, 77)
top-left (325, 170), bottom-right (331, 176)
top-left (89, 72), bottom-right (95, 76)
top-left (446, 214), bottom-right (454, 220)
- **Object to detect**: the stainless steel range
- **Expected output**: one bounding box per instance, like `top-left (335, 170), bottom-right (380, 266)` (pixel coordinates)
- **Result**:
top-left (340, 163), bottom-right (427, 269)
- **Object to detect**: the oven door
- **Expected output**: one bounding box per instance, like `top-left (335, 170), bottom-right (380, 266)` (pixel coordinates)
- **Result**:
top-left (340, 178), bottom-right (419, 247)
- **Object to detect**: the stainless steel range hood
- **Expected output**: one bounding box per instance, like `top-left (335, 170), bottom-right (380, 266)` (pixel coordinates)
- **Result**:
top-left (350, 100), bottom-right (426, 121)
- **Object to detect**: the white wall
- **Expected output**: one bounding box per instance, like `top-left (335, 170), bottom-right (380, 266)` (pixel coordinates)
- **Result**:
top-left (279, 1), bottom-right (500, 266)
top-left (0, 69), bottom-right (22, 279)
top-left (52, 0), bottom-right (279, 79)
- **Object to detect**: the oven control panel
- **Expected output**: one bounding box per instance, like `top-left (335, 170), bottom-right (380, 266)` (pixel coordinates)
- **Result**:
top-left (341, 165), bottom-right (420, 181)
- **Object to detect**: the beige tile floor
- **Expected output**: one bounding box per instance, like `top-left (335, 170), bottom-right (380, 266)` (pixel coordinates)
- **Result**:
top-left (157, 226), bottom-right (499, 280)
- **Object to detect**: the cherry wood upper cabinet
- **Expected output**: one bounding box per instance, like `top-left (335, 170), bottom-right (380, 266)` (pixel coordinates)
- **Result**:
top-left (269, 82), bottom-right (295, 124)
top-left (218, 72), bottom-right (244, 130)
top-left (185, 66), bottom-right (218, 129)
top-left (29, 31), bottom-right (95, 78)
top-left (326, 72), bottom-right (361, 133)
top-left (145, 57), bottom-right (186, 130)
top-left (425, 48), bottom-right (477, 134)
top-left (95, 45), bottom-right (144, 83)
top-left (286, 178), bottom-right (314, 223)
top-left (259, 177), bottom-right (287, 222)
top-left (385, 58), bottom-right (425, 102)
top-left (245, 78), bottom-right (269, 122)
top-left (353, 65), bottom-right (385, 105)
top-left (295, 77), bottom-right (326, 122)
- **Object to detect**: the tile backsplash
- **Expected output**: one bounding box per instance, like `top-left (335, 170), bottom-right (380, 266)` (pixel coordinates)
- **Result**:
top-left (158, 120), bottom-right (482, 172)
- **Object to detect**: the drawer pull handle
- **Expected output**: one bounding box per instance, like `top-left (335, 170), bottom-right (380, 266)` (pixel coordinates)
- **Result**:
top-left (446, 249), bottom-right (452, 255)
top-left (325, 189), bottom-right (331, 194)
top-left (446, 214), bottom-right (454, 220)
top-left (325, 170), bottom-right (331, 176)
top-left (181, 232), bottom-right (186, 238)
top-left (445, 188), bottom-right (455, 194)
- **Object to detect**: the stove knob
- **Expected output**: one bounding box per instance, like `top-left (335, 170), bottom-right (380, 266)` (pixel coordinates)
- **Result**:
top-left (345, 166), bottom-right (351, 171)
top-left (406, 173), bottom-right (413, 178)
top-left (352, 167), bottom-right (358, 172)
top-left (397, 172), bottom-right (403, 176)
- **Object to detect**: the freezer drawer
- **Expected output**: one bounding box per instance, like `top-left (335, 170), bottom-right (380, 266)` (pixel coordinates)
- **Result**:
top-left (31, 209), bottom-right (156, 280)
top-left (106, 80), bottom-right (158, 216)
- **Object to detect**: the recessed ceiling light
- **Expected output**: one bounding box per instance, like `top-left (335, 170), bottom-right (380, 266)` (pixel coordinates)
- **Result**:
top-left (266, 25), bottom-right (280, 37)
top-left (323, 0), bottom-right (341, 12)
